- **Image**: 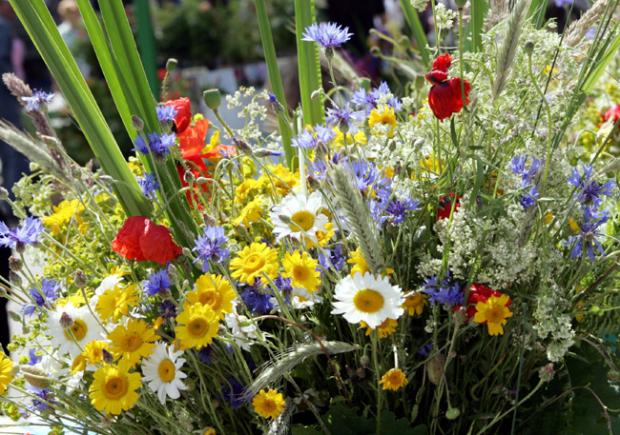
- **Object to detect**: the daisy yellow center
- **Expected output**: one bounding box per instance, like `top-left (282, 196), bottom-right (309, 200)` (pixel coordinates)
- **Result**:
top-left (353, 289), bottom-right (384, 313)
top-left (64, 319), bottom-right (87, 341)
top-left (103, 375), bottom-right (128, 400)
top-left (292, 265), bottom-right (309, 282)
top-left (158, 358), bottom-right (176, 383)
top-left (244, 253), bottom-right (265, 273)
top-left (188, 317), bottom-right (209, 338)
top-left (289, 210), bottom-right (315, 232)
top-left (120, 333), bottom-right (144, 352)
top-left (484, 306), bottom-right (506, 324)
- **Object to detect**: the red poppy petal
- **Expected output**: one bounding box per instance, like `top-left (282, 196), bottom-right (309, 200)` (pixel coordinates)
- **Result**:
top-left (432, 53), bottom-right (452, 72)
top-left (164, 97), bottom-right (192, 134)
top-left (111, 216), bottom-right (148, 261)
top-left (139, 220), bottom-right (182, 265)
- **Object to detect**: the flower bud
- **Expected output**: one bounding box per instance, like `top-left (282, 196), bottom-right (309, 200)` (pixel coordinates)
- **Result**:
top-left (0, 187), bottom-right (9, 200)
top-left (132, 115), bottom-right (145, 131)
top-left (166, 58), bottom-right (178, 72)
top-left (538, 363), bottom-right (555, 383)
top-left (73, 270), bottom-right (87, 288)
top-left (426, 353), bottom-right (445, 385)
top-left (359, 354), bottom-right (370, 368)
top-left (8, 255), bottom-right (21, 271)
top-left (203, 89), bottom-right (222, 111)
top-left (234, 139), bottom-right (253, 155)
top-left (446, 407), bottom-right (461, 420)
top-left (21, 365), bottom-right (50, 389)
top-left (9, 271), bottom-right (21, 286)
top-left (60, 312), bottom-right (74, 329)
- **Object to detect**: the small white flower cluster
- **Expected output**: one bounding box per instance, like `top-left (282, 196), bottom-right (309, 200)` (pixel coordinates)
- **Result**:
top-left (225, 86), bottom-right (269, 143)
top-left (411, 0), bottom-right (429, 12)
top-left (532, 281), bottom-right (575, 362)
top-left (434, 3), bottom-right (457, 31)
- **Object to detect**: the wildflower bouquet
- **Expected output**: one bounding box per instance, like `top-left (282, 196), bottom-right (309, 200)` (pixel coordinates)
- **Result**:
top-left (1, 0), bottom-right (619, 434)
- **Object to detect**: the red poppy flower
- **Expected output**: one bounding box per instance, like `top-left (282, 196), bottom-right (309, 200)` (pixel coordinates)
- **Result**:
top-left (456, 283), bottom-right (511, 318)
top-left (112, 216), bottom-right (181, 264)
top-left (164, 97), bottom-right (192, 134)
top-left (602, 104), bottom-right (620, 124)
top-left (437, 193), bottom-right (461, 220)
top-left (178, 118), bottom-right (210, 164)
top-left (426, 54), bottom-right (471, 121)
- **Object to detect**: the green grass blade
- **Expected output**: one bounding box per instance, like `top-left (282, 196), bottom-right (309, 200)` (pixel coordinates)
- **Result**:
top-left (9, 0), bottom-right (150, 217)
top-left (528, 0), bottom-right (549, 28)
top-left (470, 0), bottom-right (488, 52)
top-left (400, 0), bottom-right (430, 67)
top-left (294, 0), bottom-right (324, 125)
top-left (255, 0), bottom-right (294, 168)
top-left (582, 31), bottom-right (620, 93)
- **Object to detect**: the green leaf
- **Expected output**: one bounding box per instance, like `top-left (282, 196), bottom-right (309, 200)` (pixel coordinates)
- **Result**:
top-left (582, 31), bottom-right (620, 93)
top-left (469, 0), bottom-right (488, 52)
top-left (528, 0), bottom-right (549, 28)
top-left (400, 0), bottom-right (430, 67)
top-left (255, 0), bottom-right (294, 168)
top-left (9, 0), bottom-right (150, 217)
top-left (294, 0), bottom-right (324, 125)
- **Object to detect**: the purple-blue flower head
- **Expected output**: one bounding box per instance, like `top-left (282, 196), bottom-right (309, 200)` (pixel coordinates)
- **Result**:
top-left (510, 155), bottom-right (543, 187)
top-left (144, 268), bottom-right (171, 296)
top-left (567, 207), bottom-right (608, 260)
top-left (134, 133), bottom-right (176, 158)
top-left (156, 104), bottom-right (177, 123)
top-left (519, 185), bottom-right (539, 209)
top-left (302, 22), bottom-right (352, 49)
top-left (29, 279), bottom-right (59, 308)
top-left (385, 198), bottom-right (420, 225)
top-left (568, 165), bottom-right (615, 207)
top-left (292, 129), bottom-right (318, 150)
top-left (350, 160), bottom-right (380, 193)
top-left (319, 244), bottom-right (346, 271)
top-left (21, 90), bottom-right (54, 112)
top-left (422, 275), bottom-right (464, 306)
top-left (193, 226), bottom-right (229, 272)
top-left (159, 299), bottom-right (177, 319)
top-left (0, 217), bottom-right (43, 250)
top-left (137, 173), bottom-right (160, 199)
top-left (326, 105), bottom-right (352, 128)
top-left (315, 125), bottom-right (336, 145)
top-left (241, 280), bottom-right (273, 315)
top-left (222, 378), bottom-right (246, 409)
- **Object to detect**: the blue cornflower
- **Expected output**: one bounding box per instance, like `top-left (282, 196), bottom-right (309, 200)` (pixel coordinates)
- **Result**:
top-left (309, 159), bottom-right (328, 181)
top-left (422, 275), bottom-right (464, 306)
top-left (222, 378), bottom-right (246, 409)
top-left (319, 244), bottom-right (346, 271)
top-left (351, 82), bottom-right (398, 116)
top-left (30, 387), bottom-right (54, 412)
top-left (134, 133), bottom-right (176, 158)
top-left (315, 125), bottom-right (336, 145)
top-left (193, 226), bottom-right (230, 272)
top-left (351, 88), bottom-right (376, 114)
top-left (520, 185), bottom-right (539, 209)
top-left (159, 300), bottom-right (177, 319)
top-left (0, 217), bottom-right (43, 250)
top-left (24, 278), bottom-right (60, 315)
top-left (28, 349), bottom-right (42, 366)
top-left (384, 198), bottom-right (420, 225)
top-left (326, 105), bottom-right (352, 127)
top-left (292, 129), bottom-right (318, 149)
top-left (302, 22), bottom-right (352, 49)
top-left (567, 207), bottom-right (608, 260)
top-left (156, 105), bottom-right (177, 123)
top-left (21, 90), bottom-right (54, 112)
top-left (241, 281), bottom-right (273, 314)
top-left (510, 155), bottom-right (543, 186)
top-left (418, 342), bottom-right (433, 357)
top-left (144, 269), bottom-right (171, 296)
top-left (273, 276), bottom-right (293, 298)
top-left (198, 346), bottom-right (213, 364)
top-left (137, 173), bottom-right (160, 199)
top-left (350, 160), bottom-right (380, 193)
top-left (568, 165), bottom-right (615, 207)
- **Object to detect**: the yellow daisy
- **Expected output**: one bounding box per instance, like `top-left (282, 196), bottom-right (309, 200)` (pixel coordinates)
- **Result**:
top-left (0, 352), bottom-right (14, 395)
top-left (282, 251), bottom-right (321, 293)
top-left (473, 294), bottom-right (513, 336)
top-left (347, 248), bottom-right (369, 276)
top-left (379, 368), bottom-right (408, 391)
top-left (252, 389), bottom-right (286, 419)
top-left (72, 340), bottom-right (110, 373)
top-left (96, 283), bottom-right (139, 323)
top-left (175, 303), bottom-right (219, 350)
top-left (235, 178), bottom-right (260, 204)
top-left (186, 273), bottom-right (237, 317)
top-left (230, 243), bottom-right (279, 285)
top-left (233, 196), bottom-right (264, 227)
top-left (89, 361), bottom-right (141, 415)
top-left (42, 199), bottom-right (85, 236)
top-left (368, 105), bottom-right (397, 137)
top-left (108, 319), bottom-right (157, 366)
top-left (403, 293), bottom-right (426, 316)
top-left (360, 318), bottom-right (398, 338)
top-left (259, 164), bottom-right (298, 196)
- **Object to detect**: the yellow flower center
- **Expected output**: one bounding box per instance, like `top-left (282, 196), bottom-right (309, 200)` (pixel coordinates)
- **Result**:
top-left (262, 399), bottom-right (277, 414)
top-left (292, 265), bottom-right (309, 282)
top-left (188, 317), bottom-right (209, 338)
top-left (158, 358), bottom-right (176, 383)
top-left (485, 306), bottom-right (505, 324)
top-left (103, 375), bottom-right (128, 400)
top-left (353, 289), bottom-right (384, 313)
top-left (244, 253), bottom-right (265, 273)
top-left (289, 210), bottom-right (315, 232)
top-left (121, 333), bottom-right (144, 352)
top-left (199, 291), bottom-right (221, 309)
top-left (64, 319), bottom-right (87, 341)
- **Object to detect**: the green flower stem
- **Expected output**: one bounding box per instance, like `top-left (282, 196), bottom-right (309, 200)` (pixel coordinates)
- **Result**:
top-left (371, 332), bottom-right (383, 434)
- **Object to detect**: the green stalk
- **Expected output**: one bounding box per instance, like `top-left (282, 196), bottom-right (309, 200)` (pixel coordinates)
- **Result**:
top-left (254, 0), bottom-right (294, 168)
top-left (8, 0), bottom-right (150, 217)
top-left (294, 0), bottom-right (324, 125)
top-left (400, 0), bottom-right (431, 67)
top-left (582, 31), bottom-right (620, 93)
top-left (469, 0), bottom-right (488, 52)
top-left (133, 0), bottom-right (159, 96)
top-left (528, 0), bottom-right (549, 28)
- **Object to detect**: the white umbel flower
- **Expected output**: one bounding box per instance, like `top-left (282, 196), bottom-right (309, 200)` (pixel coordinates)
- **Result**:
top-left (332, 273), bottom-right (403, 328)
top-left (142, 342), bottom-right (188, 405)
top-left (270, 191), bottom-right (328, 243)
top-left (46, 303), bottom-right (103, 358)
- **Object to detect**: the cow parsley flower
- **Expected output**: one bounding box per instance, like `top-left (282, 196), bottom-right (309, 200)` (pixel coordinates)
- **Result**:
top-left (302, 22), bottom-right (352, 49)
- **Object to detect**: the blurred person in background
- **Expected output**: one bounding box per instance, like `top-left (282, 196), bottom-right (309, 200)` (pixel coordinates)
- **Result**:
top-left (0, 0), bottom-right (30, 353)
top-left (58, 0), bottom-right (91, 78)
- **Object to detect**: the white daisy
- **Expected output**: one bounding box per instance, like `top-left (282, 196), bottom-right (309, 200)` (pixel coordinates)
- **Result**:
top-left (46, 303), bottom-right (103, 358)
top-left (331, 272), bottom-right (404, 328)
top-left (270, 191), bottom-right (328, 243)
top-left (142, 342), bottom-right (188, 405)
top-left (225, 308), bottom-right (258, 351)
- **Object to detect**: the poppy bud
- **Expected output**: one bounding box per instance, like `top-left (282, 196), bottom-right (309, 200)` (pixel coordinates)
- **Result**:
top-left (203, 89), bottom-right (222, 111)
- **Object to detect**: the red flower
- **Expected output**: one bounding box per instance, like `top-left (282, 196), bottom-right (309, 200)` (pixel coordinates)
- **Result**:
top-left (426, 54), bottom-right (471, 121)
top-left (178, 118), bottom-right (210, 164)
top-left (437, 193), bottom-right (461, 220)
top-left (164, 97), bottom-right (192, 134)
top-left (112, 216), bottom-right (181, 265)
top-left (457, 283), bottom-right (511, 318)
top-left (602, 104), bottom-right (620, 124)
